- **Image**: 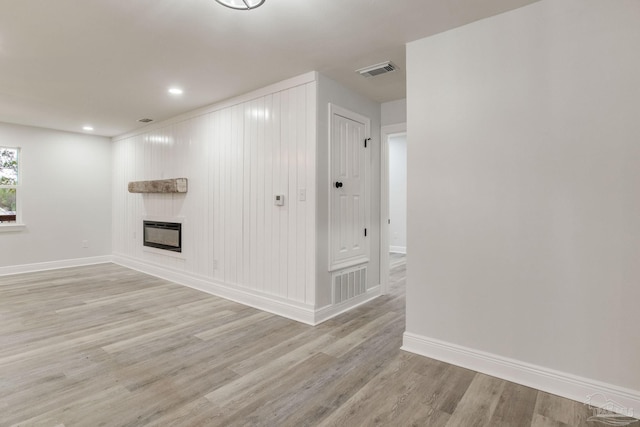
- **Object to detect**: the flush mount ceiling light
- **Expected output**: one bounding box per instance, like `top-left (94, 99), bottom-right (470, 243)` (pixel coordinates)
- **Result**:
top-left (214, 0), bottom-right (265, 10)
top-left (168, 87), bottom-right (183, 95)
top-left (82, 125), bottom-right (94, 131)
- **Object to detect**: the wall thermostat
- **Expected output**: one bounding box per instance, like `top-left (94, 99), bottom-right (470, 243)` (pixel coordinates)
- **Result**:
top-left (274, 195), bottom-right (285, 206)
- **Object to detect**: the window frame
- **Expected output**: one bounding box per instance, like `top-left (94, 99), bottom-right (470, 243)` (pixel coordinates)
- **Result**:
top-left (0, 146), bottom-right (25, 231)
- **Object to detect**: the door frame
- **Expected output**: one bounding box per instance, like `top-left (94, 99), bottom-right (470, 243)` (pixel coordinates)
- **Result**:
top-left (328, 103), bottom-right (371, 272)
top-left (380, 122), bottom-right (407, 294)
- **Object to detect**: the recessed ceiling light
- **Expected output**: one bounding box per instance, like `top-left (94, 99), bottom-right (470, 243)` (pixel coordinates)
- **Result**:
top-left (214, 0), bottom-right (265, 10)
top-left (168, 87), bottom-right (183, 95)
top-left (82, 126), bottom-right (94, 131)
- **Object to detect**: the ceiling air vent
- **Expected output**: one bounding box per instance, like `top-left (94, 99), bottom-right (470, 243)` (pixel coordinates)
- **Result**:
top-left (137, 118), bottom-right (154, 123)
top-left (356, 61), bottom-right (398, 78)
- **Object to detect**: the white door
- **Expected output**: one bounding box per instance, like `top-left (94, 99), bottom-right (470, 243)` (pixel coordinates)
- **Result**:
top-left (329, 105), bottom-right (370, 271)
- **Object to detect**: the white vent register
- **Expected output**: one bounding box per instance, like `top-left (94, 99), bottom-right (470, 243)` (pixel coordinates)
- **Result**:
top-left (332, 265), bottom-right (367, 305)
top-left (356, 61), bottom-right (398, 77)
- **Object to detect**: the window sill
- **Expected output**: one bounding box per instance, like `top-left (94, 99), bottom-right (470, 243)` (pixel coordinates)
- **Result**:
top-left (0, 223), bottom-right (26, 232)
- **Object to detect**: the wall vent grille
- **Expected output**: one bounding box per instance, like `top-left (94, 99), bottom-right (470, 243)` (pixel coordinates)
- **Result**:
top-left (356, 61), bottom-right (398, 78)
top-left (332, 265), bottom-right (367, 304)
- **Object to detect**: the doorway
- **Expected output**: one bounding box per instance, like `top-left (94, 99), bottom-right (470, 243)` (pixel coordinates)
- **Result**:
top-left (328, 104), bottom-right (371, 272)
top-left (380, 123), bottom-right (407, 294)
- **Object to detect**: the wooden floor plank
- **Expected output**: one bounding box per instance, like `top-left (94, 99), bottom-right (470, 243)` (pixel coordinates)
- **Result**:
top-left (1, 257), bottom-right (633, 426)
top-left (444, 373), bottom-right (506, 427)
top-left (489, 381), bottom-right (538, 427)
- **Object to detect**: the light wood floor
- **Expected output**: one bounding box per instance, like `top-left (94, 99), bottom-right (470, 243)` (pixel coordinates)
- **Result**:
top-left (0, 261), bottom-right (621, 426)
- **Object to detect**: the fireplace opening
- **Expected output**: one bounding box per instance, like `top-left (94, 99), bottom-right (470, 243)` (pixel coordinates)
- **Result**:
top-left (143, 221), bottom-right (182, 252)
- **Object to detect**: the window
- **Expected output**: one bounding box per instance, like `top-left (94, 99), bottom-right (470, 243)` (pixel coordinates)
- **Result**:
top-left (0, 147), bottom-right (19, 225)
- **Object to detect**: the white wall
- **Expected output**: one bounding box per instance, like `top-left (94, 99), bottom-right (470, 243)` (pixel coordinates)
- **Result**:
top-left (381, 99), bottom-right (406, 126)
top-left (388, 134), bottom-right (407, 253)
top-left (316, 74), bottom-right (382, 308)
top-left (0, 122), bottom-right (112, 270)
top-left (112, 74), bottom-right (317, 320)
top-left (405, 0), bottom-right (640, 403)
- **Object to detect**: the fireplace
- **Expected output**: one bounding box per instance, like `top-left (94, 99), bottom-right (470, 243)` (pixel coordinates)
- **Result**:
top-left (143, 221), bottom-right (182, 252)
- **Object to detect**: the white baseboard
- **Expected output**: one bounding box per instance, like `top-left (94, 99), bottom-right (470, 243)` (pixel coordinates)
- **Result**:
top-left (314, 285), bottom-right (382, 324)
top-left (402, 332), bottom-right (640, 417)
top-left (0, 256), bottom-right (113, 277)
top-left (390, 246), bottom-right (406, 254)
top-left (0, 253), bottom-right (382, 327)
top-left (112, 254), bottom-right (317, 325)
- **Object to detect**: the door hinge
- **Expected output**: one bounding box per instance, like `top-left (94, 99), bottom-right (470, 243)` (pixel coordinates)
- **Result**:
top-left (364, 228), bottom-right (367, 237)
top-left (364, 137), bottom-right (371, 148)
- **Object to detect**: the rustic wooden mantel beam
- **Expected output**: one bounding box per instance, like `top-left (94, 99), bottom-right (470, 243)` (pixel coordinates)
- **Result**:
top-left (128, 178), bottom-right (188, 194)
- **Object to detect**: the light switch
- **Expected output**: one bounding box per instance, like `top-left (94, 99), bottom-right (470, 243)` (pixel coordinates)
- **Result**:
top-left (274, 194), bottom-right (285, 206)
top-left (298, 189), bottom-right (306, 201)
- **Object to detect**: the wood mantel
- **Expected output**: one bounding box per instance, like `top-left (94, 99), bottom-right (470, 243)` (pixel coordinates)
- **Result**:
top-left (128, 178), bottom-right (188, 194)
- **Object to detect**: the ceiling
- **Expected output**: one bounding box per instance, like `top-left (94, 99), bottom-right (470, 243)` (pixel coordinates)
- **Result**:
top-left (0, 0), bottom-right (539, 137)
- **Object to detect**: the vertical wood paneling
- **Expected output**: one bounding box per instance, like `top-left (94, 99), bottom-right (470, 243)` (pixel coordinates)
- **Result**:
top-left (255, 97), bottom-right (265, 294)
top-left (222, 108), bottom-right (231, 283)
top-left (270, 92), bottom-right (282, 298)
top-left (248, 99), bottom-right (258, 291)
top-left (232, 104), bottom-right (243, 286)
top-left (113, 81), bottom-right (317, 307)
top-left (279, 89), bottom-right (290, 299)
top-left (305, 83), bottom-right (317, 305)
top-left (241, 103), bottom-right (251, 289)
top-left (263, 95), bottom-right (273, 295)
top-left (212, 111), bottom-right (223, 280)
top-left (287, 87), bottom-right (298, 302)
top-left (287, 86), bottom-right (299, 302)
top-left (295, 85), bottom-right (307, 303)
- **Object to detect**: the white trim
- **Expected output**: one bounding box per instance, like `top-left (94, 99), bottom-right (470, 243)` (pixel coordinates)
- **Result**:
top-left (142, 215), bottom-right (185, 223)
top-left (381, 123), bottom-right (407, 136)
top-left (390, 246), bottom-right (407, 254)
top-left (402, 332), bottom-right (640, 417)
top-left (114, 72), bottom-right (318, 141)
top-left (0, 145), bottom-right (23, 225)
top-left (0, 223), bottom-right (26, 232)
top-left (315, 285), bottom-right (381, 324)
top-left (329, 103), bottom-right (371, 127)
top-left (328, 257), bottom-right (370, 272)
top-left (112, 254), bottom-right (318, 325)
top-left (142, 246), bottom-right (185, 259)
top-left (327, 103), bottom-right (371, 272)
top-left (0, 252), bottom-right (372, 326)
top-left (380, 123), bottom-right (407, 294)
top-left (305, 82), bottom-right (318, 307)
top-left (0, 256), bottom-right (113, 277)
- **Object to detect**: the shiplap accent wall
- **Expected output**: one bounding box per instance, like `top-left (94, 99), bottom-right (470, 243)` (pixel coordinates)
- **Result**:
top-left (112, 74), bottom-right (317, 321)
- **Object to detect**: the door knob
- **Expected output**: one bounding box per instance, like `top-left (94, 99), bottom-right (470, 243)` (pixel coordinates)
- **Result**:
top-left (334, 181), bottom-right (343, 188)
